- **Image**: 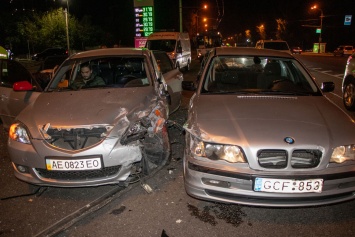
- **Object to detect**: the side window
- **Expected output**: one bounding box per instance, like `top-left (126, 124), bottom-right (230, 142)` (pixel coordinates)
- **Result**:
top-left (1, 60), bottom-right (33, 88)
top-left (154, 52), bottom-right (174, 73)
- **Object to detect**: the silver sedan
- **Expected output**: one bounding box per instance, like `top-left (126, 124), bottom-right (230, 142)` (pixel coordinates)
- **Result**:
top-left (7, 48), bottom-right (182, 187)
top-left (183, 47), bottom-right (355, 207)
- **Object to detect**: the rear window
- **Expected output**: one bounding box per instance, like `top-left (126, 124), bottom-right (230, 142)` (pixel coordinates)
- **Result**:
top-left (263, 42), bottom-right (289, 50)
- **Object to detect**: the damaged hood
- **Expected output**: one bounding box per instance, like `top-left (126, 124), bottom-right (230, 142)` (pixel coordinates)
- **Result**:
top-left (18, 87), bottom-right (157, 139)
top-left (187, 95), bottom-right (355, 147)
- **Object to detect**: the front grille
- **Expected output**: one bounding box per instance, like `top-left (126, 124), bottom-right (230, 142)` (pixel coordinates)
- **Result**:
top-left (36, 165), bottom-right (121, 181)
top-left (41, 126), bottom-right (109, 151)
top-left (257, 150), bottom-right (287, 168)
top-left (291, 150), bottom-right (322, 168)
top-left (257, 149), bottom-right (322, 169)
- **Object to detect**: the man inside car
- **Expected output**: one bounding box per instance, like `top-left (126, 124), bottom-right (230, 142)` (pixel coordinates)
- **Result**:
top-left (71, 63), bottom-right (105, 89)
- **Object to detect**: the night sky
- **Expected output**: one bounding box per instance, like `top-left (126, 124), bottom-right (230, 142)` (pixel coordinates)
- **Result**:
top-left (1, 0), bottom-right (355, 50)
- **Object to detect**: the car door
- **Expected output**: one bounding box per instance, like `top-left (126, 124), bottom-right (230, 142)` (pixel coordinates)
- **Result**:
top-left (152, 51), bottom-right (183, 113)
top-left (0, 59), bottom-right (42, 130)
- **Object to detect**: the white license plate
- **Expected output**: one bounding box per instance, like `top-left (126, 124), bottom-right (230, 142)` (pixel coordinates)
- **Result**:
top-left (46, 157), bottom-right (102, 171)
top-left (254, 177), bottom-right (323, 193)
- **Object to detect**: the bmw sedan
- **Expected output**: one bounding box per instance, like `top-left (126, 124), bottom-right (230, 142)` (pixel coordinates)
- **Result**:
top-left (8, 48), bottom-right (181, 187)
top-left (182, 47), bottom-right (355, 207)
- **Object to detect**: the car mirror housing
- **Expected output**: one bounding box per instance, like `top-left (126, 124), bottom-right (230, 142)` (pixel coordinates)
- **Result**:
top-left (13, 81), bottom-right (33, 91)
top-left (321, 82), bottom-right (335, 93)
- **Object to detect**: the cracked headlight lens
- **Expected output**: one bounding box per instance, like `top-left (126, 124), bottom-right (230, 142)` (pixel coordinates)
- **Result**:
top-left (9, 123), bottom-right (31, 144)
top-left (330, 145), bottom-right (355, 163)
top-left (190, 136), bottom-right (246, 163)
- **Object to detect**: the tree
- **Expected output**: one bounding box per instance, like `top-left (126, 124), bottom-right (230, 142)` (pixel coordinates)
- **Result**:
top-left (256, 25), bottom-right (266, 40)
top-left (276, 18), bottom-right (287, 40)
top-left (7, 8), bottom-right (106, 55)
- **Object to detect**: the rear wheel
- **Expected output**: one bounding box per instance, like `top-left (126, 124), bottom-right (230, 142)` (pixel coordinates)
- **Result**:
top-left (343, 78), bottom-right (355, 111)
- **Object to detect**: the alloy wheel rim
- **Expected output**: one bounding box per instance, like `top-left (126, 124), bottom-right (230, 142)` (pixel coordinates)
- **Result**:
top-left (344, 83), bottom-right (355, 107)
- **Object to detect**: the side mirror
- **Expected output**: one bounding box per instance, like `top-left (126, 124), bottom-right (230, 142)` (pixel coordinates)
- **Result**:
top-left (182, 81), bottom-right (196, 91)
top-left (13, 81), bottom-right (33, 91)
top-left (321, 82), bottom-right (335, 93)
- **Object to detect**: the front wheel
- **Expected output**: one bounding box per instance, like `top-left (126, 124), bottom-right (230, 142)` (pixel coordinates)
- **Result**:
top-left (343, 78), bottom-right (355, 111)
top-left (141, 124), bottom-right (171, 175)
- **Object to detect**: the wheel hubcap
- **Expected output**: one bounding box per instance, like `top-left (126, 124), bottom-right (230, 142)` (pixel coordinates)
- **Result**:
top-left (344, 83), bottom-right (355, 107)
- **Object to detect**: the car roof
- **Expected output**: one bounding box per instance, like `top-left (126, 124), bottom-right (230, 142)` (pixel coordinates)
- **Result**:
top-left (257, 40), bottom-right (288, 42)
top-left (213, 47), bottom-right (293, 58)
top-left (69, 48), bottom-right (150, 59)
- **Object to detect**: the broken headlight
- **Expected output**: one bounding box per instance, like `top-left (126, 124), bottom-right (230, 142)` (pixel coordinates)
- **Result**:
top-left (9, 122), bottom-right (31, 144)
top-left (120, 117), bottom-right (150, 145)
top-left (330, 145), bottom-right (355, 163)
top-left (190, 135), bottom-right (246, 163)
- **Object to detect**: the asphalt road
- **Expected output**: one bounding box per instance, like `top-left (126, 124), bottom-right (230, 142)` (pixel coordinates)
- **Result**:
top-left (2, 54), bottom-right (355, 237)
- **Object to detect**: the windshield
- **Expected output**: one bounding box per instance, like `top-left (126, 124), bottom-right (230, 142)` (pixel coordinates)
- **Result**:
top-left (47, 56), bottom-right (151, 91)
top-left (146, 40), bottom-right (176, 52)
top-left (201, 55), bottom-right (321, 95)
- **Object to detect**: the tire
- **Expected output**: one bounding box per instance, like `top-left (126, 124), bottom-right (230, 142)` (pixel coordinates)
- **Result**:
top-left (141, 124), bottom-right (171, 175)
top-left (343, 78), bottom-right (355, 111)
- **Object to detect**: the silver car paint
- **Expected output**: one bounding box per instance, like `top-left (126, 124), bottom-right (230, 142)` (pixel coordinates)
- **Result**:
top-left (183, 47), bottom-right (355, 207)
top-left (8, 48), bottom-right (175, 187)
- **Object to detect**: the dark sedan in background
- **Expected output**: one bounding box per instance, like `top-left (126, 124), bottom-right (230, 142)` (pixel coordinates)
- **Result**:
top-left (31, 47), bottom-right (68, 61)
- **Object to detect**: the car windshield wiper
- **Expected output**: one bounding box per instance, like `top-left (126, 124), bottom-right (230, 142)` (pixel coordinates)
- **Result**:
top-left (203, 91), bottom-right (257, 95)
top-left (258, 90), bottom-right (314, 96)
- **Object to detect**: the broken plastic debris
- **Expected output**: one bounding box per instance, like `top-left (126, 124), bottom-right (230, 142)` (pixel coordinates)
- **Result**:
top-left (176, 219), bottom-right (182, 223)
top-left (141, 183), bottom-right (153, 193)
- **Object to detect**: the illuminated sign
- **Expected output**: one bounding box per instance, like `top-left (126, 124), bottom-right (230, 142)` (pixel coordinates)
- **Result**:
top-left (0, 46), bottom-right (7, 59)
top-left (134, 6), bottom-right (154, 37)
top-left (345, 15), bottom-right (352, 26)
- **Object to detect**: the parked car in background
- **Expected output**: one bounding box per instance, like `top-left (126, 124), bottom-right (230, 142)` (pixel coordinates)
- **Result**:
top-left (255, 39), bottom-right (291, 54)
top-left (182, 47), bottom-right (355, 207)
top-left (291, 47), bottom-right (302, 54)
top-left (0, 58), bottom-right (43, 130)
top-left (7, 48), bottom-right (182, 187)
top-left (342, 53), bottom-right (355, 110)
top-left (33, 55), bottom-right (69, 89)
top-left (145, 32), bottom-right (191, 71)
top-left (334, 45), bottom-right (354, 57)
top-left (32, 47), bottom-right (68, 61)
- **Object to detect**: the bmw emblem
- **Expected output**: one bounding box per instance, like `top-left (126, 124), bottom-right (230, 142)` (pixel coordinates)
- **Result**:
top-left (284, 137), bottom-right (295, 144)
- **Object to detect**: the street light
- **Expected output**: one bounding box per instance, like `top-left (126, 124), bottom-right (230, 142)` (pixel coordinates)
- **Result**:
top-left (178, 0), bottom-right (207, 34)
top-left (311, 5), bottom-right (324, 53)
top-left (63, 0), bottom-right (70, 55)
